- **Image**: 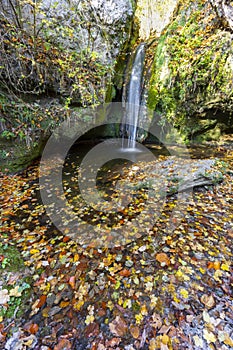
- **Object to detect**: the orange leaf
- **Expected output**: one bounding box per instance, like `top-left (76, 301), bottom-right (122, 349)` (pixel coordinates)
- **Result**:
top-left (69, 276), bottom-right (76, 289)
top-left (119, 269), bottom-right (131, 277)
top-left (29, 323), bottom-right (39, 334)
top-left (37, 295), bottom-right (47, 308)
top-left (60, 301), bottom-right (70, 308)
top-left (207, 261), bottom-right (220, 270)
top-left (155, 253), bottom-right (170, 266)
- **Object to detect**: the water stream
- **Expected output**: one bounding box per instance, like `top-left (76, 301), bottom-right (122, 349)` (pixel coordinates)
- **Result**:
top-left (121, 43), bottom-right (145, 150)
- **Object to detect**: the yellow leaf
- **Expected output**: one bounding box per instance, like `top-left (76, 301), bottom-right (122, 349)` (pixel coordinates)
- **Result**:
top-left (9, 286), bottom-right (22, 297)
top-left (193, 335), bottom-right (203, 347)
top-left (203, 329), bottom-right (217, 343)
top-left (141, 304), bottom-right (148, 315)
top-left (221, 263), bottom-right (230, 271)
top-left (149, 338), bottom-right (156, 350)
top-left (30, 249), bottom-right (39, 254)
top-left (73, 299), bottom-right (85, 311)
top-left (85, 314), bottom-right (95, 325)
top-left (213, 269), bottom-right (223, 282)
top-left (180, 288), bottom-right (189, 299)
top-left (161, 334), bottom-right (170, 345)
top-left (223, 334), bottom-right (233, 346)
top-left (173, 294), bottom-right (180, 303)
top-left (135, 313), bottom-right (143, 324)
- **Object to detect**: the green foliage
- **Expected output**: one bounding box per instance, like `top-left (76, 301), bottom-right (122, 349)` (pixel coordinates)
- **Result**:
top-left (0, 1), bottom-right (113, 107)
top-left (0, 92), bottom-right (60, 146)
top-left (0, 243), bottom-right (24, 272)
top-left (147, 0), bottom-right (233, 138)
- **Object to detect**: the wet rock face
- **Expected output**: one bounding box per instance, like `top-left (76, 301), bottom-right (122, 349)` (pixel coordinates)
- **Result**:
top-left (148, 0), bottom-right (233, 141)
top-left (210, 0), bottom-right (233, 31)
top-left (135, 0), bottom-right (178, 39)
top-left (29, 0), bottom-right (134, 64)
top-left (0, 0), bottom-right (134, 101)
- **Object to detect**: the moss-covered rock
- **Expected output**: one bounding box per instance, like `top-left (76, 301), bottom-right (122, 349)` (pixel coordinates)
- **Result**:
top-left (148, 0), bottom-right (233, 142)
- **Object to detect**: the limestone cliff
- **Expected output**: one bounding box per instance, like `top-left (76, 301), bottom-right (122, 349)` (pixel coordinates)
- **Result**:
top-left (148, 0), bottom-right (233, 141)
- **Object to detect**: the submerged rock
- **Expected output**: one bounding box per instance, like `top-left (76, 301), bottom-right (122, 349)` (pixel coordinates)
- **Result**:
top-left (125, 157), bottom-right (225, 195)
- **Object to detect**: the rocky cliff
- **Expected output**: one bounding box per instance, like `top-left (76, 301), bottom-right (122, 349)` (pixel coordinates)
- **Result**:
top-left (147, 0), bottom-right (233, 141)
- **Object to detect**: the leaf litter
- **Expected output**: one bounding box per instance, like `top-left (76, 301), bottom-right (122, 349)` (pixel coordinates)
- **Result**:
top-left (0, 143), bottom-right (232, 349)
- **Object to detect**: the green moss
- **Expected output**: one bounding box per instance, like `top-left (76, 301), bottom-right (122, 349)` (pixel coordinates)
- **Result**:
top-left (147, 0), bottom-right (233, 141)
top-left (0, 243), bottom-right (33, 320)
top-left (0, 243), bottom-right (24, 271)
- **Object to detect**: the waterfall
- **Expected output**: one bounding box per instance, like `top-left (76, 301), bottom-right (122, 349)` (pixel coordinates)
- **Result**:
top-left (122, 43), bottom-right (145, 149)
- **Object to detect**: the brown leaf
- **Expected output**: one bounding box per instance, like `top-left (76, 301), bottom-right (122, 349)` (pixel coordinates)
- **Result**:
top-left (109, 316), bottom-right (127, 337)
top-left (130, 325), bottom-right (140, 339)
top-left (155, 253), bottom-right (170, 266)
top-left (54, 338), bottom-right (72, 350)
top-left (24, 323), bottom-right (39, 335)
top-left (119, 268), bottom-right (131, 277)
top-left (200, 294), bottom-right (215, 309)
top-left (84, 322), bottom-right (99, 338)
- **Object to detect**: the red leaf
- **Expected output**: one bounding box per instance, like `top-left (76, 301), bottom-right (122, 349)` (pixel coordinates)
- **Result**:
top-left (37, 295), bottom-right (47, 308)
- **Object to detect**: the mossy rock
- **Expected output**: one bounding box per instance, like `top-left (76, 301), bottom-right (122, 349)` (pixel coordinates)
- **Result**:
top-left (147, 0), bottom-right (233, 141)
top-left (0, 243), bottom-right (24, 272)
top-left (0, 243), bottom-right (33, 321)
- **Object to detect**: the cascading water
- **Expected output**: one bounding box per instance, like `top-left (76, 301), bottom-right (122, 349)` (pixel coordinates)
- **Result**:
top-left (121, 43), bottom-right (145, 150)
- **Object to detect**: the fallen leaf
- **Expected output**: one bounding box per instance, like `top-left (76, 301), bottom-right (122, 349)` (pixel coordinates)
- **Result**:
top-left (24, 323), bottom-right (39, 334)
top-left (155, 253), bottom-right (170, 266)
top-left (193, 335), bottom-right (203, 347)
top-left (109, 316), bottom-right (127, 337)
top-left (203, 329), bottom-right (217, 343)
top-left (68, 276), bottom-right (76, 289)
top-left (200, 294), bottom-right (215, 309)
top-left (37, 294), bottom-right (47, 308)
top-left (9, 286), bottom-right (22, 297)
top-left (119, 268), bottom-right (131, 277)
top-left (0, 289), bottom-right (10, 304)
top-left (180, 288), bottom-right (189, 299)
top-left (221, 263), bottom-right (230, 271)
top-left (130, 325), bottom-right (140, 339)
top-left (54, 338), bottom-right (72, 350)
top-left (84, 322), bottom-right (99, 338)
top-left (105, 338), bottom-right (121, 347)
top-left (149, 338), bottom-right (156, 350)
